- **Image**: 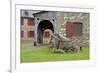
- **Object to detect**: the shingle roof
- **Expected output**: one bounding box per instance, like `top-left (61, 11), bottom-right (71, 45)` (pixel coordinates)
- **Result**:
top-left (21, 10), bottom-right (41, 18)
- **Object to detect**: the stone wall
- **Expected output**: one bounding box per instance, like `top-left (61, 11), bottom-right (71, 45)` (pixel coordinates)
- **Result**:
top-left (21, 10), bottom-right (90, 47)
top-left (56, 12), bottom-right (90, 47)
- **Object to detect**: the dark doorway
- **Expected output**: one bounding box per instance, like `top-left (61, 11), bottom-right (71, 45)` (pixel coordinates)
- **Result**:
top-left (37, 20), bottom-right (54, 44)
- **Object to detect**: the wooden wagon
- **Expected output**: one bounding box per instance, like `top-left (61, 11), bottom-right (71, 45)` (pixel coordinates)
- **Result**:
top-left (48, 33), bottom-right (82, 53)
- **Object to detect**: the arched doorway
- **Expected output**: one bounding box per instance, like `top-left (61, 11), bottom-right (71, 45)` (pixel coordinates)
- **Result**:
top-left (37, 20), bottom-right (54, 44)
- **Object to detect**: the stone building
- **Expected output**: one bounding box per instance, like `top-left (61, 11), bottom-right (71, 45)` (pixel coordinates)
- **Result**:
top-left (20, 10), bottom-right (89, 47)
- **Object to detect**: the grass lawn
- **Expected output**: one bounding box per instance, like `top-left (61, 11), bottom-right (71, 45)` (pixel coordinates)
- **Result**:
top-left (21, 40), bottom-right (90, 63)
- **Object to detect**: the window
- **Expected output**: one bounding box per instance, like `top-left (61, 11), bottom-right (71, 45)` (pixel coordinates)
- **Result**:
top-left (28, 18), bottom-right (34, 26)
top-left (27, 31), bottom-right (34, 37)
top-left (21, 31), bottom-right (24, 37)
top-left (66, 22), bottom-right (82, 37)
top-left (21, 17), bottom-right (24, 25)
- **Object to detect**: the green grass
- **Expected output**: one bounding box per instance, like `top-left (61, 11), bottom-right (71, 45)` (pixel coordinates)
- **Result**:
top-left (21, 40), bottom-right (90, 63)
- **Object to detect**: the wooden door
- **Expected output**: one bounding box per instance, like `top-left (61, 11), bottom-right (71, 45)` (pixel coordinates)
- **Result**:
top-left (66, 22), bottom-right (73, 37)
